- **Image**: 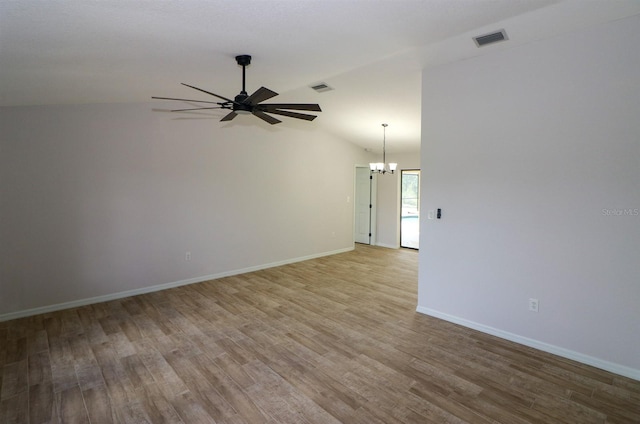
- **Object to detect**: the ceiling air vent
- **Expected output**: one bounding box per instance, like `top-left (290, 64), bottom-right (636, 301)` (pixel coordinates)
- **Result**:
top-left (473, 29), bottom-right (508, 47)
top-left (310, 82), bottom-right (333, 93)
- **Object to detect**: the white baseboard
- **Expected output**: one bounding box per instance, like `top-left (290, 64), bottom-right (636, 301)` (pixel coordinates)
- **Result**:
top-left (0, 247), bottom-right (354, 323)
top-left (416, 306), bottom-right (640, 382)
top-left (375, 242), bottom-right (400, 249)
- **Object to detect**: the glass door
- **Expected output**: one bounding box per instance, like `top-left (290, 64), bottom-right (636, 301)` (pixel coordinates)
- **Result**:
top-left (400, 170), bottom-right (420, 249)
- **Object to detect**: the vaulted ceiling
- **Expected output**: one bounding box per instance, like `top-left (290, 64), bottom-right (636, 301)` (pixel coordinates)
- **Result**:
top-left (2, 1), bottom-right (639, 151)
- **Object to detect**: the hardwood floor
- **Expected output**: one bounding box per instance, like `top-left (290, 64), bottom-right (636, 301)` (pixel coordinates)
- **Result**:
top-left (1, 244), bottom-right (639, 423)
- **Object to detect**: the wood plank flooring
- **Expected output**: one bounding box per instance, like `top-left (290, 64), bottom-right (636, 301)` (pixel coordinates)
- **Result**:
top-left (1, 244), bottom-right (639, 423)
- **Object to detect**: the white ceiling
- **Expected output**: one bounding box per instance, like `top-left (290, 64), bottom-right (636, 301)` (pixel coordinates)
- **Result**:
top-left (2, 1), bottom-right (639, 152)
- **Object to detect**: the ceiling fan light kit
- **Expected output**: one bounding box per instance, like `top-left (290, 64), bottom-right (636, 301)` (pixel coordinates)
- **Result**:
top-left (152, 55), bottom-right (322, 125)
top-left (370, 123), bottom-right (397, 174)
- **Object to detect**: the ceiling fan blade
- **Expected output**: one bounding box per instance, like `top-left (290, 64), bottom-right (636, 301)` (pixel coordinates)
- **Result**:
top-left (260, 103), bottom-right (322, 112)
top-left (181, 83), bottom-right (236, 103)
top-left (152, 96), bottom-right (225, 105)
top-left (220, 111), bottom-right (238, 122)
top-left (244, 87), bottom-right (279, 105)
top-left (252, 110), bottom-right (281, 125)
top-left (263, 109), bottom-right (318, 121)
top-left (170, 107), bottom-right (227, 112)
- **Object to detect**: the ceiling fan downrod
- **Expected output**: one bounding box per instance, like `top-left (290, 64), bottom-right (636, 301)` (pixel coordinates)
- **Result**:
top-left (236, 54), bottom-right (251, 96)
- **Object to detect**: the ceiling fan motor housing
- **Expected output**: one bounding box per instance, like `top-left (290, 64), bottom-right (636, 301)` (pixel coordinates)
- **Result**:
top-left (233, 93), bottom-right (252, 114)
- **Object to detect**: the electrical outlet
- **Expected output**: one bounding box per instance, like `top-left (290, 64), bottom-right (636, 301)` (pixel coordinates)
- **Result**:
top-left (185, 251), bottom-right (191, 261)
top-left (528, 298), bottom-right (539, 312)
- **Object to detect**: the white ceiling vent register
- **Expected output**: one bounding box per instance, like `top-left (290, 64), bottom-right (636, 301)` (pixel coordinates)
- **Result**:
top-left (310, 83), bottom-right (334, 93)
top-left (473, 29), bottom-right (508, 47)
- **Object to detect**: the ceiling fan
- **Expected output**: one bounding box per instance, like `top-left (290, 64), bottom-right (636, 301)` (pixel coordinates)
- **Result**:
top-left (152, 55), bottom-right (321, 125)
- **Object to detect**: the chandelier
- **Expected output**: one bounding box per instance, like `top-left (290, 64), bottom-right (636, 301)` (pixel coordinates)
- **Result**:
top-left (369, 123), bottom-right (397, 174)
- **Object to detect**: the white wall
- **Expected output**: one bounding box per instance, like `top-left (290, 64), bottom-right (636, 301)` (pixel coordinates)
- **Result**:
top-left (374, 151), bottom-right (420, 248)
top-left (418, 14), bottom-right (640, 379)
top-left (0, 102), bottom-right (369, 318)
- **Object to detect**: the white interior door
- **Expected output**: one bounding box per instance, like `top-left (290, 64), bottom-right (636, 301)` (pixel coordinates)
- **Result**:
top-left (354, 167), bottom-right (372, 244)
